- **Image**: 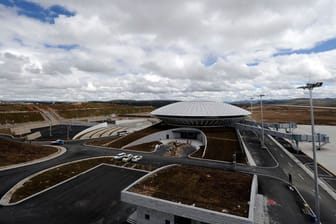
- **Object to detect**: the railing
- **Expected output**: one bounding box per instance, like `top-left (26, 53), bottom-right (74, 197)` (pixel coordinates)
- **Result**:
top-left (236, 122), bottom-right (329, 145)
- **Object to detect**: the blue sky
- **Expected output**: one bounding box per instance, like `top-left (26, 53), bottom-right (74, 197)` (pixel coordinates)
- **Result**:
top-left (0, 0), bottom-right (74, 23)
top-left (0, 0), bottom-right (335, 101)
top-left (273, 37), bottom-right (336, 57)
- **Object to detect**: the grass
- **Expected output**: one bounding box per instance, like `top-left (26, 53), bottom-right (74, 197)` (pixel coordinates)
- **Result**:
top-left (190, 145), bottom-right (205, 158)
top-left (103, 123), bottom-right (173, 149)
top-left (0, 103), bottom-right (44, 124)
top-left (129, 165), bottom-right (252, 217)
top-left (0, 112), bottom-right (44, 124)
top-left (0, 104), bottom-right (35, 112)
top-left (0, 138), bottom-right (57, 167)
top-left (0, 128), bottom-right (12, 135)
top-left (87, 136), bottom-right (120, 146)
top-left (249, 104), bottom-right (336, 125)
top-left (10, 157), bottom-right (154, 203)
top-left (39, 102), bottom-right (154, 118)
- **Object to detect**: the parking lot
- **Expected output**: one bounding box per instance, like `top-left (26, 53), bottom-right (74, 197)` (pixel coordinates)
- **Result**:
top-left (0, 165), bottom-right (146, 224)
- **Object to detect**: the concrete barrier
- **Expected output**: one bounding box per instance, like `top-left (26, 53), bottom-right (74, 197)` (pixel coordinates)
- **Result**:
top-left (72, 122), bottom-right (107, 140)
top-left (123, 128), bottom-right (207, 150)
top-left (237, 129), bottom-right (256, 166)
top-left (25, 131), bottom-right (41, 140)
top-left (121, 164), bottom-right (254, 224)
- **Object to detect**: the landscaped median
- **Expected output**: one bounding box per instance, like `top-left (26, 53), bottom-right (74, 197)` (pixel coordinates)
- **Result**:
top-left (1, 156), bottom-right (154, 205)
top-left (0, 138), bottom-right (60, 169)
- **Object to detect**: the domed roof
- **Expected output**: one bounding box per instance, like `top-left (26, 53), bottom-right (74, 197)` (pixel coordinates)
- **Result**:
top-left (151, 101), bottom-right (250, 117)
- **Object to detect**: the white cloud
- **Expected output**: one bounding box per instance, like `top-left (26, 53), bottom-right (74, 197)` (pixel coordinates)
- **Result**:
top-left (0, 0), bottom-right (335, 101)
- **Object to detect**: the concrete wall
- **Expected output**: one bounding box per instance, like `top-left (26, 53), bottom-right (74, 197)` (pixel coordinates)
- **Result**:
top-left (122, 191), bottom-right (253, 224)
top-left (248, 175), bottom-right (258, 221)
top-left (123, 128), bottom-right (207, 149)
top-left (236, 129), bottom-right (256, 166)
top-left (121, 165), bottom-right (254, 224)
top-left (137, 206), bottom-right (174, 224)
top-left (115, 118), bottom-right (147, 126)
top-left (25, 131), bottom-right (41, 140)
top-left (72, 122), bottom-right (107, 140)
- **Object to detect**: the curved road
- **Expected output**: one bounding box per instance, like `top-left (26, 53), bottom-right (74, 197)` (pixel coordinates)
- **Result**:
top-left (0, 132), bottom-right (335, 223)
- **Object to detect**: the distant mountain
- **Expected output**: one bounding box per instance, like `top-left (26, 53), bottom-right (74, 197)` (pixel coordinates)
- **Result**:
top-left (231, 98), bottom-right (336, 107)
top-left (106, 100), bottom-right (179, 108)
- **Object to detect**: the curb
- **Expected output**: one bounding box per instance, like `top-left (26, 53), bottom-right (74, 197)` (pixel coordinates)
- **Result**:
top-left (0, 156), bottom-right (149, 206)
top-left (237, 129), bottom-right (256, 166)
top-left (268, 135), bottom-right (336, 201)
top-left (0, 146), bottom-right (66, 171)
top-left (84, 142), bottom-right (157, 154)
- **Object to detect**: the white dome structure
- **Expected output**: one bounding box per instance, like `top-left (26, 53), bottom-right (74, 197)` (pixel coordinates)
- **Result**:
top-left (151, 101), bottom-right (250, 127)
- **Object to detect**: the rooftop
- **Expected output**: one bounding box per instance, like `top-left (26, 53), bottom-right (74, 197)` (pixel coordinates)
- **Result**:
top-left (127, 165), bottom-right (253, 217)
top-left (151, 101), bottom-right (251, 118)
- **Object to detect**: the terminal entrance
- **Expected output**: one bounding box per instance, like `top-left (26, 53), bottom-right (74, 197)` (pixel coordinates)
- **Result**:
top-left (174, 216), bottom-right (210, 224)
top-left (175, 130), bottom-right (198, 140)
top-left (174, 216), bottom-right (191, 224)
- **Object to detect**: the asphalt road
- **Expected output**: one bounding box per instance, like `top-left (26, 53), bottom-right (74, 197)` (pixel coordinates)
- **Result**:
top-left (0, 129), bottom-right (335, 224)
top-left (0, 165), bottom-right (146, 224)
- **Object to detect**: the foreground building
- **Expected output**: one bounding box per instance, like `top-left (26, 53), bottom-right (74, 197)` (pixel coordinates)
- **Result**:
top-left (121, 165), bottom-right (258, 224)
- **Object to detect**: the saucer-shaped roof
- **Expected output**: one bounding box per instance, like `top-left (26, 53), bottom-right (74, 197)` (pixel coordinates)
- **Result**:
top-left (151, 101), bottom-right (250, 118)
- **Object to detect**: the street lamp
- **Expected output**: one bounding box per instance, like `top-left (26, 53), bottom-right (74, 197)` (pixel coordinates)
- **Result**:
top-left (298, 81), bottom-right (323, 224)
top-left (49, 121), bottom-right (52, 137)
top-left (259, 94), bottom-right (265, 148)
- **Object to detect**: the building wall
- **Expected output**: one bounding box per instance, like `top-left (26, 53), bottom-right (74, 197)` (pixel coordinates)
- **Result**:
top-left (122, 191), bottom-right (253, 224)
top-left (137, 206), bottom-right (174, 224)
top-left (123, 128), bottom-right (207, 149)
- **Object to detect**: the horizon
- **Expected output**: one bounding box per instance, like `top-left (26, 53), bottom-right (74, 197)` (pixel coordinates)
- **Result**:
top-left (1, 97), bottom-right (336, 104)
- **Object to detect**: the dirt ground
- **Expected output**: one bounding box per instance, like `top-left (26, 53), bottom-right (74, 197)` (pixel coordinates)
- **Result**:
top-left (0, 138), bottom-right (57, 167)
top-left (129, 165), bottom-right (252, 217)
top-left (96, 123), bottom-right (173, 149)
top-left (10, 157), bottom-right (154, 203)
top-left (242, 104), bottom-right (336, 125)
top-left (200, 127), bottom-right (246, 163)
top-left (38, 102), bottom-right (153, 118)
top-left (163, 142), bottom-right (190, 157)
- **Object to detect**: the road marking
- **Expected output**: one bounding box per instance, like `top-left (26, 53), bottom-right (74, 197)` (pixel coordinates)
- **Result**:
top-left (280, 153), bottom-right (284, 158)
top-left (298, 174), bottom-right (304, 180)
top-left (312, 190), bottom-right (323, 199)
top-left (288, 162), bottom-right (293, 168)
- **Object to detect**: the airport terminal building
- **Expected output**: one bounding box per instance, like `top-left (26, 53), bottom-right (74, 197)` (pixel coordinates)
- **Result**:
top-left (150, 101), bottom-right (251, 127)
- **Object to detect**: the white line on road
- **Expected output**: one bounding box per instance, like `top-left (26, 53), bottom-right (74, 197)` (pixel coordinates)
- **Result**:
top-left (298, 174), bottom-right (304, 180)
top-left (312, 190), bottom-right (323, 199)
top-left (288, 162), bottom-right (293, 168)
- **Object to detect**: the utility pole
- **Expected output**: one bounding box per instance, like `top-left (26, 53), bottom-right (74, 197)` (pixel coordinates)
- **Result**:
top-left (298, 82), bottom-right (323, 224)
top-left (49, 121), bottom-right (52, 137)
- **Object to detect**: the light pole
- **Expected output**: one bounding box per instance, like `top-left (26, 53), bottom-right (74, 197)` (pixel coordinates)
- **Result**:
top-left (259, 94), bottom-right (265, 148)
top-left (49, 121), bottom-right (52, 137)
top-left (298, 82), bottom-right (323, 224)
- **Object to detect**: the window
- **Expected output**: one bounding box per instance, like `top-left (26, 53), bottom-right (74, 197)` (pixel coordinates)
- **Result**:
top-left (165, 220), bottom-right (170, 224)
top-left (145, 214), bottom-right (150, 220)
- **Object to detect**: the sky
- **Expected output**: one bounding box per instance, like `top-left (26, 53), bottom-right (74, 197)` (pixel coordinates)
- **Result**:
top-left (0, 0), bottom-right (336, 102)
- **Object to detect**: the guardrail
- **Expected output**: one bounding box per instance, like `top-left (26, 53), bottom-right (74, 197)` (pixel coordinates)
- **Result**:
top-left (236, 123), bottom-right (329, 145)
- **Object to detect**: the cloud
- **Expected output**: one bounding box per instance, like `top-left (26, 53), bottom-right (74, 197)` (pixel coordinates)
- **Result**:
top-left (0, 0), bottom-right (335, 101)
